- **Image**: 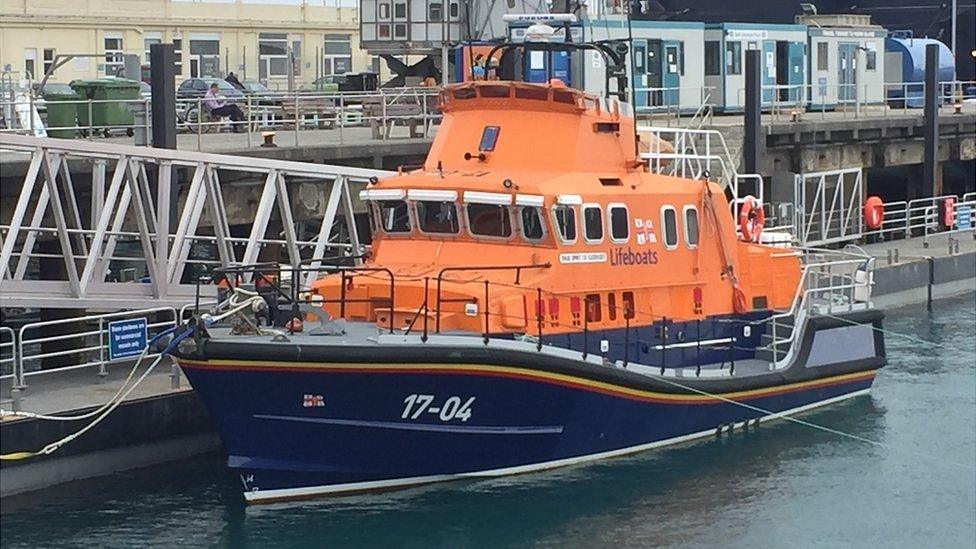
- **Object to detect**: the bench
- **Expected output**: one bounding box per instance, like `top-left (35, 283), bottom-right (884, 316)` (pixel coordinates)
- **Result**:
top-left (362, 95), bottom-right (432, 139)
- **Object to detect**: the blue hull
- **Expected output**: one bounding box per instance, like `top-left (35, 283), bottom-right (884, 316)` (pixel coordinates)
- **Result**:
top-left (179, 358), bottom-right (877, 503)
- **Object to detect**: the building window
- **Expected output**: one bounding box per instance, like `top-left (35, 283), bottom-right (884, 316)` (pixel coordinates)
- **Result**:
top-left (259, 33), bottom-right (290, 79)
top-left (394, 1), bottom-right (406, 18)
top-left (429, 2), bottom-right (443, 21)
top-left (23, 48), bottom-right (36, 79)
top-left (292, 39), bottom-right (302, 76)
top-left (552, 205), bottom-right (577, 243)
top-left (450, 1), bottom-right (459, 18)
top-left (324, 34), bottom-right (352, 75)
top-left (42, 48), bottom-right (56, 77)
top-left (583, 205), bottom-right (604, 243)
top-left (705, 41), bottom-right (720, 76)
top-left (378, 25), bottom-right (391, 39)
top-left (726, 41), bottom-right (741, 75)
top-left (189, 38), bottom-right (220, 77)
top-left (816, 42), bottom-right (828, 71)
top-left (865, 45), bottom-right (877, 71)
top-left (173, 38), bottom-right (183, 73)
top-left (608, 204), bottom-right (629, 243)
top-left (683, 206), bottom-right (699, 248)
top-left (379, 2), bottom-right (390, 18)
top-left (394, 24), bottom-right (408, 39)
top-left (661, 206), bottom-right (678, 250)
top-left (104, 37), bottom-right (124, 75)
top-left (143, 38), bottom-right (161, 66)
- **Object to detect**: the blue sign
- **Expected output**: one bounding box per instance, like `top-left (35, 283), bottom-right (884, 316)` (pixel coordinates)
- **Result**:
top-left (108, 317), bottom-right (148, 361)
top-left (818, 77), bottom-right (828, 97)
top-left (958, 205), bottom-right (973, 230)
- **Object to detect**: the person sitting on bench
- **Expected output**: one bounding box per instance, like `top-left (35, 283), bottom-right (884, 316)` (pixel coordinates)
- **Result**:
top-left (204, 83), bottom-right (246, 132)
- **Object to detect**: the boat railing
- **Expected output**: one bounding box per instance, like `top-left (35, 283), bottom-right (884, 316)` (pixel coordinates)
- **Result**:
top-left (757, 246), bottom-right (875, 368)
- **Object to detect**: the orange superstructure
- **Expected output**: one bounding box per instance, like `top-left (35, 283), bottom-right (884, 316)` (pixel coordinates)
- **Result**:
top-left (310, 80), bottom-right (800, 335)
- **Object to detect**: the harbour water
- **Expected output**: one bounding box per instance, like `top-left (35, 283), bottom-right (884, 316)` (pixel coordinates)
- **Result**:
top-left (1, 294), bottom-right (974, 548)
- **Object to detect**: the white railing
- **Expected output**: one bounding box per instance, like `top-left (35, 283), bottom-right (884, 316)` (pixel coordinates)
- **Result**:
top-left (0, 87), bottom-right (442, 150)
top-left (0, 326), bottom-right (16, 382)
top-left (11, 307), bottom-right (178, 390)
top-left (864, 194), bottom-right (976, 244)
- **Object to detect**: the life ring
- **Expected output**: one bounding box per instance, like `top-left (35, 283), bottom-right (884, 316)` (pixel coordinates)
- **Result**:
top-left (738, 196), bottom-right (765, 243)
top-left (864, 196), bottom-right (884, 230)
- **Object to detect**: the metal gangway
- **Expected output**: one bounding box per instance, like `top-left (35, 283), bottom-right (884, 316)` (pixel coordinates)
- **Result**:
top-left (0, 134), bottom-right (390, 309)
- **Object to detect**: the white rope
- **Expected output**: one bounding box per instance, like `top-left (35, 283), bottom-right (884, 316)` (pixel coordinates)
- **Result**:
top-left (646, 372), bottom-right (970, 471)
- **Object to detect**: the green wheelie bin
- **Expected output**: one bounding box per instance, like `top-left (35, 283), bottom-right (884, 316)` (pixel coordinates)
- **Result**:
top-left (41, 85), bottom-right (81, 139)
top-left (70, 78), bottom-right (141, 136)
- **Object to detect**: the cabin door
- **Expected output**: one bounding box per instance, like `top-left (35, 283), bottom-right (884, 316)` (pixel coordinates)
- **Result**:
top-left (762, 40), bottom-right (776, 104)
top-left (632, 40), bottom-right (648, 108)
top-left (838, 42), bottom-right (858, 103)
top-left (788, 41), bottom-right (805, 102)
top-left (662, 41), bottom-right (680, 107)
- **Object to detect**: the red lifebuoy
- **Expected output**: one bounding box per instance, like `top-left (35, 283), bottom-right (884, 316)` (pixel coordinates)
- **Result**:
top-left (941, 197), bottom-right (955, 230)
top-left (864, 196), bottom-right (884, 230)
top-left (738, 196), bottom-right (765, 243)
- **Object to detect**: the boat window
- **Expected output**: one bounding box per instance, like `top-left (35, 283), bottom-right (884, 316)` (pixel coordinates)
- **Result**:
top-left (377, 200), bottom-right (411, 233)
top-left (467, 203), bottom-right (512, 238)
top-left (622, 291), bottom-right (635, 319)
top-left (519, 206), bottom-right (546, 242)
top-left (514, 86), bottom-right (549, 101)
top-left (607, 292), bottom-right (617, 321)
top-left (661, 206), bottom-right (678, 250)
top-left (608, 204), bottom-right (629, 243)
top-left (479, 126), bottom-right (500, 152)
top-left (552, 89), bottom-right (576, 105)
top-left (583, 205), bottom-right (603, 243)
top-left (683, 206), bottom-right (699, 248)
top-left (478, 85), bottom-right (510, 98)
top-left (452, 87), bottom-right (476, 100)
top-left (416, 200), bottom-right (459, 234)
top-left (585, 294), bottom-right (601, 323)
top-left (552, 205), bottom-right (577, 243)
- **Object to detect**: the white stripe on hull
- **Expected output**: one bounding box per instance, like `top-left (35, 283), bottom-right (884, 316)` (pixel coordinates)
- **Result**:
top-left (242, 388), bottom-right (872, 504)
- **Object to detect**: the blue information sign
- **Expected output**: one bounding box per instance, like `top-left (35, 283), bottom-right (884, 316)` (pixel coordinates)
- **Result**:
top-left (957, 205), bottom-right (972, 230)
top-left (108, 317), bottom-right (148, 361)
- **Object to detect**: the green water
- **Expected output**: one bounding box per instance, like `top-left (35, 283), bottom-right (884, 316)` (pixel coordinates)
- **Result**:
top-left (2, 294), bottom-right (974, 548)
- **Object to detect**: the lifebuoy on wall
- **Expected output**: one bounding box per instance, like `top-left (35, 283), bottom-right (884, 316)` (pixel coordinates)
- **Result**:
top-left (864, 196), bottom-right (884, 230)
top-left (738, 195), bottom-right (765, 243)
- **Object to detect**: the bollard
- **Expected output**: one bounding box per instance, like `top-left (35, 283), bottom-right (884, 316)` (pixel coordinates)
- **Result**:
top-left (886, 249), bottom-right (893, 265)
top-left (894, 248), bottom-right (900, 263)
top-left (170, 361), bottom-right (181, 389)
top-left (10, 387), bottom-right (22, 412)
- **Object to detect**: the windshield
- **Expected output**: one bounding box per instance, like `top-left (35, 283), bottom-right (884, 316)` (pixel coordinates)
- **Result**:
top-left (377, 200), bottom-right (411, 233)
top-left (245, 82), bottom-right (269, 92)
top-left (467, 203), bottom-right (512, 238)
top-left (416, 201), bottom-right (459, 234)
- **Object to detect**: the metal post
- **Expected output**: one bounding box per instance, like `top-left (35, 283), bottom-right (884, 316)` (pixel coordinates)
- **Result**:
top-left (744, 50), bottom-right (762, 174)
top-left (582, 298), bottom-right (589, 360)
top-left (483, 280), bottom-right (489, 345)
top-left (150, 43), bottom-right (177, 149)
top-left (536, 288), bottom-right (543, 351)
top-left (696, 319), bottom-right (701, 376)
top-left (97, 318), bottom-right (107, 379)
top-left (923, 44), bottom-right (941, 197)
top-left (660, 316), bottom-right (667, 373)
top-left (422, 277), bottom-right (429, 343)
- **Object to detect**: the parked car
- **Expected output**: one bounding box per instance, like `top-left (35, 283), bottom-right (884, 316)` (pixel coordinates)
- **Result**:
top-left (300, 77), bottom-right (340, 94)
top-left (177, 78), bottom-right (245, 101)
top-left (240, 80), bottom-right (286, 106)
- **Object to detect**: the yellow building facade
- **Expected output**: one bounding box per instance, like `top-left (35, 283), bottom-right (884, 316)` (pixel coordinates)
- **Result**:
top-left (0, 0), bottom-right (375, 87)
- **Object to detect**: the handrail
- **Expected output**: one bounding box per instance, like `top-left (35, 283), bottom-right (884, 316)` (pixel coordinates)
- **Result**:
top-left (434, 263), bottom-right (551, 333)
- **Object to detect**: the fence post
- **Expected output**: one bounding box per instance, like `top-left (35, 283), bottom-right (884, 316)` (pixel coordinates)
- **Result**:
top-left (483, 280), bottom-right (489, 345)
top-left (294, 94), bottom-right (300, 147)
top-left (97, 317), bottom-right (108, 380)
top-left (536, 287), bottom-right (543, 351)
top-left (422, 277), bottom-right (429, 343)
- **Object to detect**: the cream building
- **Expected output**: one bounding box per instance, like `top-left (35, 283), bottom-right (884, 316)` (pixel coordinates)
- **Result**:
top-left (0, 0), bottom-right (377, 87)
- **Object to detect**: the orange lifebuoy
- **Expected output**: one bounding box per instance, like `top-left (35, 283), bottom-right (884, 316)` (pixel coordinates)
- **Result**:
top-left (738, 196), bottom-right (765, 243)
top-left (864, 196), bottom-right (884, 230)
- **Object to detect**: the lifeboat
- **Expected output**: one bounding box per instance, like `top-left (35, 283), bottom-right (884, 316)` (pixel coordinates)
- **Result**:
top-left (171, 37), bottom-right (886, 504)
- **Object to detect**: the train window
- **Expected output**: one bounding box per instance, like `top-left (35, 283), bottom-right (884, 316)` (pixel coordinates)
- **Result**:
top-left (607, 292), bottom-right (617, 321)
top-left (552, 205), bottom-right (577, 243)
top-left (519, 206), bottom-right (546, 242)
top-left (416, 200), bottom-right (459, 234)
top-left (817, 42), bottom-right (828, 71)
top-left (661, 206), bottom-right (678, 250)
top-left (705, 41), bottom-right (720, 76)
top-left (683, 206), bottom-right (699, 248)
top-left (377, 200), bottom-right (411, 233)
top-left (585, 294), bottom-right (601, 323)
top-left (583, 205), bottom-right (604, 243)
top-left (608, 204), bottom-right (629, 243)
top-left (726, 41), bottom-right (742, 75)
top-left (466, 203), bottom-right (512, 238)
top-left (622, 291), bottom-right (635, 320)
